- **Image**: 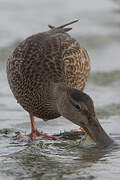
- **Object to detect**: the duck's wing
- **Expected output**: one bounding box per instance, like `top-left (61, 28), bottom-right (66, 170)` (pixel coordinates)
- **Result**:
top-left (8, 20), bottom-right (90, 92)
top-left (63, 40), bottom-right (90, 91)
top-left (48, 20), bottom-right (90, 91)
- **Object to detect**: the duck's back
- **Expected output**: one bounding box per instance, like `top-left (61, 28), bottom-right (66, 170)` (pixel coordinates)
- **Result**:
top-left (7, 28), bottom-right (90, 119)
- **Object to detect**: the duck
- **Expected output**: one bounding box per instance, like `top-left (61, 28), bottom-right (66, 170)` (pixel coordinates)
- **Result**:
top-left (7, 20), bottom-right (113, 147)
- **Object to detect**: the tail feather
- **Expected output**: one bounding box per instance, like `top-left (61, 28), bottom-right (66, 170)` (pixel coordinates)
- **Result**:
top-left (48, 25), bottom-right (55, 29)
top-left (48, 19), bottom-right (79, 32)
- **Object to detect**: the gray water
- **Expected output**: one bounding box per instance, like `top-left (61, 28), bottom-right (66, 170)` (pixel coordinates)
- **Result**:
top-left (0, 0), bottom-right (120, 179)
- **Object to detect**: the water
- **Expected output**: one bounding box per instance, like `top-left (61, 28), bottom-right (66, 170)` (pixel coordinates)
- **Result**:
top-left (0, 0), bottom-right (120, 179)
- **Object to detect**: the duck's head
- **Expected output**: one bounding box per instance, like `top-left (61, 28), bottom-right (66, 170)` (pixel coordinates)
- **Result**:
top-left (56, 86), bottom-right (113, 148)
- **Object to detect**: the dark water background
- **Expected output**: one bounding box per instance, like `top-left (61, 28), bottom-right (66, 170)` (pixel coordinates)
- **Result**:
top-left (0, 0), bottom-right (120, 179)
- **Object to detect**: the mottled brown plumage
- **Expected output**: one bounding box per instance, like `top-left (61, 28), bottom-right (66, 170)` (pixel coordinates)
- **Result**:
top-left (6, 20), bottom-right (114, 147)
top-left (7, 20), bottom-right (90, 121)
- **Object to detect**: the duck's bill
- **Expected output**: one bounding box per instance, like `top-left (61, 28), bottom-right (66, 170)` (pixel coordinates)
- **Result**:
top-left (83, 117), bottom-right (113, 148)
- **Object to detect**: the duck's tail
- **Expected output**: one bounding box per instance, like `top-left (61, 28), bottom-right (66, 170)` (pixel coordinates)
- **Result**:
top-left (48, 19), bottom-right (79, 32)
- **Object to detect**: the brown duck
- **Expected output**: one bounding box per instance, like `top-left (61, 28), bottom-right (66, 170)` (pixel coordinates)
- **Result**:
top-left (7, 20), bottom-right (113, 147)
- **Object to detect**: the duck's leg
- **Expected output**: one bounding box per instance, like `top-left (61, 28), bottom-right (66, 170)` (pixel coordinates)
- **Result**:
top-left (71, 127), bottom-right (85, 133)
top-left (18, 114), bottom-right (53, 140)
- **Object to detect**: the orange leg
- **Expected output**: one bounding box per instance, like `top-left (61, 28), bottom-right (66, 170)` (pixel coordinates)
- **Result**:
top-left (71, 127), bottom-right (85, 133)
top-left (18, 114), bottom-right (53, 140)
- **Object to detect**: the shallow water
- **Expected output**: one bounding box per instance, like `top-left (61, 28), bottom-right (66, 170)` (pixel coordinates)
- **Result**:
top-left (0, 0), bottom-right (120, 179)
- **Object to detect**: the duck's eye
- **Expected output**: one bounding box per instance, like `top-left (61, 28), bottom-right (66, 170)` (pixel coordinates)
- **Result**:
top-left (69, 99), bottom-right (81, 111)
top-left (75, 104), bottom-right (81, 110)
